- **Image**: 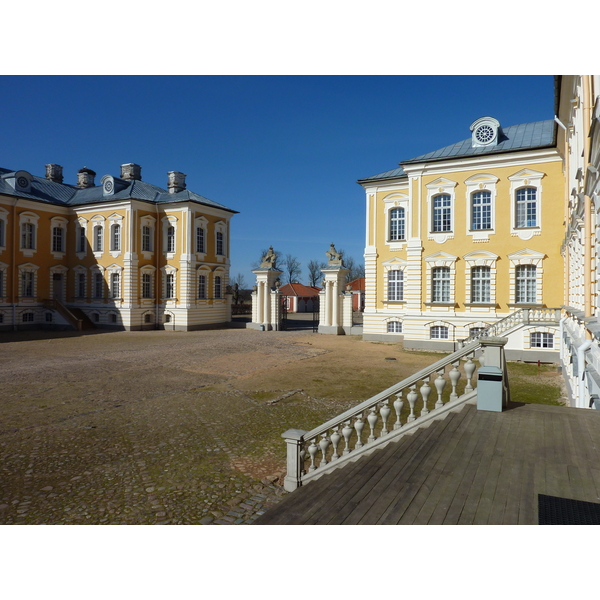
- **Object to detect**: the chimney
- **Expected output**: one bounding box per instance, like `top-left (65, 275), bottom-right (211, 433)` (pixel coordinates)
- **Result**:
top-left (77, 167), bottom-right (96, 188)
top-left (45, 164), bottom-right (64, 184)
top-left (120, 163), bottom-right (142, 181)
top-left (167, 171), bottom-right (186, 194)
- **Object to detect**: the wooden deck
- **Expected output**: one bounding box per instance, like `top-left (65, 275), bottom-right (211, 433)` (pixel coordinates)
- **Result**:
top-left (255, 402), bottom-right (600, 525)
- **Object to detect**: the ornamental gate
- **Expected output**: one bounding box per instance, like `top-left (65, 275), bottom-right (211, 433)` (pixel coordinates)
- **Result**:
top-left (280, 295), bottom-right (320, 332)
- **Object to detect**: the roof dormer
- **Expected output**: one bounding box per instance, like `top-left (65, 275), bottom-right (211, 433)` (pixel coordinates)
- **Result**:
top-left (470, 117), bottom-right (501, 148)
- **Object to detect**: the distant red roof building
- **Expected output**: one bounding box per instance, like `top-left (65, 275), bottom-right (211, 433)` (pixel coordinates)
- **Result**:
top-left (347, 278), bottom-right (365, 311)
top-left (279, 283), bottom-right (321, 313)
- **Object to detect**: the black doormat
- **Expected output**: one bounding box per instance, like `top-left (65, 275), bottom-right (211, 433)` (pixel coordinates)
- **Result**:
top-left (538, 494), bottom-right (600, 525)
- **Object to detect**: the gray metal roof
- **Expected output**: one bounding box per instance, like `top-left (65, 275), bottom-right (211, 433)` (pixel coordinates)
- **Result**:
top-left (0, 167), bottom-right (238, 213)
top-left (357, 119), bottom-right (556, 184)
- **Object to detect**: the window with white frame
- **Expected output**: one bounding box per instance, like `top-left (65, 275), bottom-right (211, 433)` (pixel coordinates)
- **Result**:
top-left (198, 274), bottom-right (207, 299)
top-left (432, 267), bottom-right (451, 302)
top-left (0, 214), bottom-right (5, 248)
top-left (167, 226), bottom-right (175, 253)
top-left (77, 223), bottom-right (86, 253)
top-left (471, 266), bottom-right (491, 303)
top-left (530, 332), bottom-right (554, 348)
top-left (142, 273), bottom-right (152, 299)
top-left (216, 231), bottom-right (224, 256)
top-left (142, 226), bottom-right (152, 252)
top-left (93, 272), bottom-right (104, 299)
top-left (196, 226), bottom-right (205, 253)
top-left (214, 275), bottom-right (222, 299)
top-left (22, 311), bottom-right (34, 323)
top-left (471, 191), bottom-right (492, 230)
top-left (387, 321), bottom-right (402, 333)
top-left (389, 208), bottom-right (405, 241)
top-left (21, 271), bottom-right (34, 297)
top-left (45, 312), bottom-right (53, 323)
top-left (76, 273), bottom-right (86, 298)
top-left (21, 222), bottom-right (35, 250)
top-left (388, 270), bottom-right (404, 301)
top-left (94, 225), bottom-right (103, 252)
top-left (0, 269), bottom-right (4, 297)
top-left (52, 226), bottom-right (64, 253)
top-left (430, 325), bottom-right (449, 339)
top-left (166, 273), bottom-right (174, 299)
top-left (111, 224), bottom-right (121, 252)
top-left (515, 187), bottom-right (538, 228)
top-left (432, 194), bottom-right (452, 232)
top-left (516, 265), bottom-right (537, 303)
top-left (110, 273), bottom-right (120, 299)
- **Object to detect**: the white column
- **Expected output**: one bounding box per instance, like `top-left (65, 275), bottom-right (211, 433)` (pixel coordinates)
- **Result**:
top-left (332, 279), bottom-right (339, 327)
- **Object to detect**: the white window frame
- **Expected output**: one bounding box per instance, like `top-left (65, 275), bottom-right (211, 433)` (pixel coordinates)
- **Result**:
top-left (382, 257), bottom-right (407, 305)
top-left (19, 212), bottom-right (40, 257)
top-left (463, 251), bottom-right (498, 309)
top-left (470, 266), bottom-right (491, 304)
top-left (91, 267), bottom-right (105, 300)
top-left (49, 216), bottom-right (68, 258)
top-left (161, 265), bottom-right (177, 303)
top-left (464, 173), bottom-right (498, 241)
top-left (424, 252), bottom-right (457, 307)
top-left (110, 272), bottom-right (120, 299)
top-left (18, 263), bottom-right (39, 301)
top-left (108, 214), bottom-right (124, 257)
top-left (426, 178), bottom-right (457, 244)
top-left (91, 216), bottom-right (106, 257)
top-left (140, 215), bottom-right (156, 258)
top-left (508, 169), bottom-right (544, 241)
top-left (162, 215), bottom-right (178, 258)
top-left (75, 218), bottom-right (88, 258)
top-left (140, 266), bottom-right (156, 302)
top-left (383, 193), bottom-right (410, 250)
top-left (507, 248), bottom-right (545, 307)
top-left (73, 266), bottom-right (87, 299)
top-left (530, 331), bottom-right (554, 349)
top-left (387, 320), bottom-right (403, 333)
top-left (0, 207), bottom-right (8, 255)
top-left (430, 325), bottom-right (449, 339)
top-left (215, 221), bottom-right (226, 262)
top-left (195, 216), bottom-right (208, 258)
top-left (387, 269), bottom-right (404, 302)
top-left (197, 267), bottom-right (210, 301)
top-left (0, 262), bottom-right (6, 298)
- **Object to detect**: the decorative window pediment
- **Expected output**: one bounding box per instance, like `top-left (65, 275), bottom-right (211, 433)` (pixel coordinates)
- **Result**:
top-left (463, 250), bottom-right (499, 267)
top-left (424, 251), bottom-right (458, 267)
top-left (507, 248), bottom-right (545, 266)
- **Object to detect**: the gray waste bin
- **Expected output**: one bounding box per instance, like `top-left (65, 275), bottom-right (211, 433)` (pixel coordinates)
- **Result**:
top-left (477, 366), bottom-right (503, 412)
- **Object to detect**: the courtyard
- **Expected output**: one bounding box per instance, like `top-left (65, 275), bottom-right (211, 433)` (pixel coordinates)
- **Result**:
top-left (0, 327), bottom-right (564, 525)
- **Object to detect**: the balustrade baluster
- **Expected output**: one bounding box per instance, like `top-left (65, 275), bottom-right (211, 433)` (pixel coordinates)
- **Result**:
top-left (393, 392), bottom-right (404, 430)
top-left (367, 407), bottom-right (379, 443)
top-left (342, 420), bottom-right (353, 455)
top-left (380, 400), bottom-right (391, 436)
top-left (420, 378), bottom-right (431, 416)
top-left (307, 438), bottom-right (318, 472)
top-left (449, 360), bottom-right (461, 401)
top-left (434, 368), bottom-right (446, 409)
top-left (330, 427), bottom-right (341, 461)
top-left (354, 414), bottom-right (365, 449)
top-left (464, 355), bottom-right (476, 392)
top-left (407, 385), bottom-right (418, 422)
top-left (319, 433), bottom-right (330, 468)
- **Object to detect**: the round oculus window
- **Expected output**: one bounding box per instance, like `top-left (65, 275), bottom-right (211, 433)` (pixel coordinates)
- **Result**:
top-left (103, 179), bottom-right (114, 193)
top-left (475, 124), bottom-right (495, 144)
top-left (16, 176), bottom-right (29, 188)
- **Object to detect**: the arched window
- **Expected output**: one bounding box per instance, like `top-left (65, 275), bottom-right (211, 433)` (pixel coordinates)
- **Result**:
top-left (389, 208), bottom-right (405, 241)
top-left (387, 321), bottom-right (402, 333)
top-left (94, 225), bottom-right (103, 252)
top-left (515, 187), bottom-right (537, 228)
top-left (471, 191), bottom-right (492, 230)
top-left (111, 224), bottom-right (121, 252)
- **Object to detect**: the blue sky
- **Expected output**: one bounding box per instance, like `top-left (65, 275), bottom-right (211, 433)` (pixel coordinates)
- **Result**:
top-left (0, 75), bottom-right (556, 285)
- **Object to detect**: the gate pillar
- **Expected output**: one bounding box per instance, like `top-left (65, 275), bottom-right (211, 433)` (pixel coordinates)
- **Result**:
top-left (318, 244), bottom-right (349, 335)
top-left (247, 246), bottom-right (282, 331)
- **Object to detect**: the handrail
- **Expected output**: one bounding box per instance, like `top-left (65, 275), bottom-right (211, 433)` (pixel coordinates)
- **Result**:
top-left (44, 298), bottom-right (83, 331)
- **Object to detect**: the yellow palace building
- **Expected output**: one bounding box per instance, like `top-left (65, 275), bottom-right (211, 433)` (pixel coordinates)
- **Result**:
top-left (0, 163), bottom-right (237, 331)
top-left (358, 115), bottom-right (564, 361)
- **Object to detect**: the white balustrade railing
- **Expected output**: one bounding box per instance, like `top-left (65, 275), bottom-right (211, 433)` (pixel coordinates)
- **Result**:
top-left (282, 337), bottom-right (509, 491)
top-left (460, 307), bottom-right (561, 345)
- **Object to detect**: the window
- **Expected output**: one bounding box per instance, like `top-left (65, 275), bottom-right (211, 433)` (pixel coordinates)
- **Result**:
top-left (515, 187), bottom-right (537, 228)
top-left (0, 218), bottom-right (4, 247)
top-left (388, 270), bottom-right (404, 301)
top-left (110, 313), bottom-right (118, 324)
top-left (469, 327), bottom-right (486, 337)
top-left (111, 224), bottom-right (121, 252)
top-left (198, 274), bottom-right (207, 299)
top-left (166, 273), bottom-right (174, 299)
top-left (94, 273), bottom-right (104, 299)
top-left (196, 227), bottom-right (205, 253)
top-left (21, 271), bottom-right (34, 297)
top-left (164, 314), bottom-right (172, 323)
top-left (432, 267), bottom-right (450, 303)
top-left (144, 314), bottom-right (152, 324)
top-left (77, 273), bottom-right (86, 298)
top-left (21, 223), bottom-right (35, 249)
top-left (389, 208), bottom-right (405, 241)
top-left (516, 265), bottom-right (537, 303)
top-left (471, 191), bottom-right (492, 230)
top-left (0, 313), bottom-right (3, 323)
top-left (387, 321), bottom-right (402, 333)
top-left (52, 227), bottom-right (64, 253)
top-left (471, 266), bottom-right (491, 303)
top-left (22, 312), bottom-right (34, 323)
top-left (77, 225), bottom-right (86, 252)
top-left (0, 270), bottom-right (3, 297)
top-left (142, 273), bottom-right (152, 299)
top-left (142, 226), bottom-right (152, 252)
top-left (45, 312), bottom-right (53, 323)
top-left (216, 231), bottom-right (224, 256)
top-left (94, 225), bottom-right (103, 252)
top-left (531, 332), bottom-right (553, 348)
top-left (110, 273), bottom-right (120, 299)
top-left (432, 194), bottom-right (451, 232)
top-left (430, 326), bottom-right (449, 339)
top-left (167, 226), bottom-right (175, 253)
top-left (214, 276), bottom-right (222, 299)
top-left (92, 312), bottom-right (100, 323)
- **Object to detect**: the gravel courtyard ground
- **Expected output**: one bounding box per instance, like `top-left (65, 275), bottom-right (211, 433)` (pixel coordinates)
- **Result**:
top-left (0, 326), bottom-right (444, 525)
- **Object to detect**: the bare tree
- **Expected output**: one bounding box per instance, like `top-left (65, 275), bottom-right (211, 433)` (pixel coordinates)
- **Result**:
top-left (283, 253), bottom-right (302, 284)
top-left (338, 249), bottom-right (365, 283)
top-left (251, 248), bottom-right (281, 270)
top-left (307, 259), bottom-right (327, 286)
top-left (230, 273), bottom-right (247, 290)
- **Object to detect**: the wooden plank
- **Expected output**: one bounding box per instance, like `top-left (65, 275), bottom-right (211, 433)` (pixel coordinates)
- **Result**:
top-left (434, 410), bottom-right (498, 524)
top-left (543, 410), bottom-right (572, 501)
top-left (331, 412), bottom-right (459, 525)
top-left (472, 408), bottom-right (520, 524)
top-left (516, 406), bottom-right (543, 524)
top-left (500, 410), bottom-right (528, 524)
top-left (353, 407), bottom-right (471, 525)
top-left (377, 405), bottom-right (476, 525)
